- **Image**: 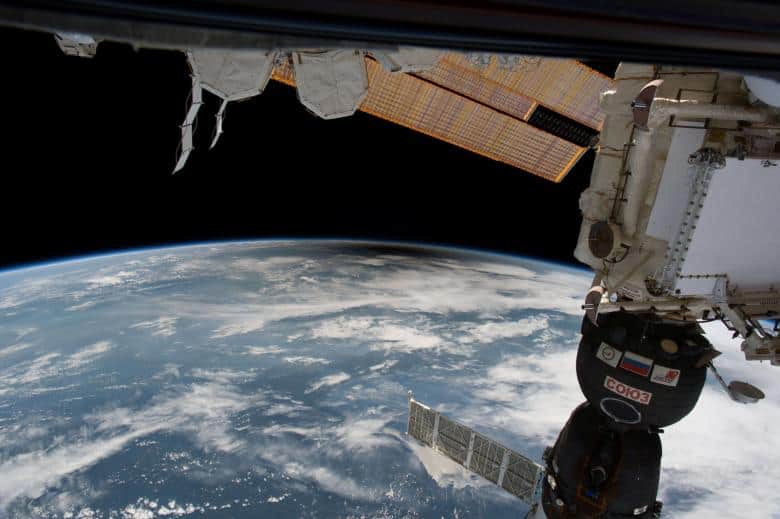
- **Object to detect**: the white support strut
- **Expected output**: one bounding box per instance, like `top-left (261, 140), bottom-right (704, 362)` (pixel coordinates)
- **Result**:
top-left (464, 432), bottom-right (476, 470)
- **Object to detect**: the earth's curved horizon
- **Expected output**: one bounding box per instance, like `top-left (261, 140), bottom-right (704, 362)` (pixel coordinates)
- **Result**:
top-left (0, 240), bottom-right (777, 518)
top-left (0, 239), bottom-right (590, 278)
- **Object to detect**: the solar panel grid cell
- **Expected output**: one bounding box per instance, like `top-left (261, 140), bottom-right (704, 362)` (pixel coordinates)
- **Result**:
top-left (408, 400), bottom-right (437, 447)
top-left (436, 415), bottom-right (472, 465)
top-left (470, 433), bottom-right (505, 484)
top-left (502, 451), bottom-right (541, 501)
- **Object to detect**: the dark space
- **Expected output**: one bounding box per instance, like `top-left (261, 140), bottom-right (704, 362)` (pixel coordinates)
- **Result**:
top-left (0, 27), bottom-right (615, 271)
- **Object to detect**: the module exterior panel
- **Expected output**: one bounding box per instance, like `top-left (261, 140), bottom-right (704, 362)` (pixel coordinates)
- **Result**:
top-left (406, 399), bottom-right (542, 505)
top-left (671, 157), bottom-right (780, 296)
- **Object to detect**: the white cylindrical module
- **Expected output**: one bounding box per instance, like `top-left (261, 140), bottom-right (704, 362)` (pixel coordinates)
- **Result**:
top-left (622, 129), bottom-right (655, 238)
top-left (648, 98), bottom-right (772, 127)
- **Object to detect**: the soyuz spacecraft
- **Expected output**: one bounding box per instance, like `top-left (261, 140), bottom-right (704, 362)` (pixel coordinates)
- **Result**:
top-left (3, 4), bottom-right (780, 517)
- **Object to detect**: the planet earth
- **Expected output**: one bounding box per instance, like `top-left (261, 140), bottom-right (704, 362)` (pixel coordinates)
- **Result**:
top-left (0, 241), bottom-right (777, 518)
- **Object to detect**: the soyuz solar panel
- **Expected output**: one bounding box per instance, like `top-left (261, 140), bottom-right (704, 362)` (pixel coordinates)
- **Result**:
top-left (406, 399), bottom-right (542, 505)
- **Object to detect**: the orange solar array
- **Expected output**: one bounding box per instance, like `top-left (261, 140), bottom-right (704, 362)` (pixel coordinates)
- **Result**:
top-left (424, 54), bottom-right (611, 130)
top-left (272, 55), bottom-right (597, 182)
top-left (414, 60), bottom-right (538, 122)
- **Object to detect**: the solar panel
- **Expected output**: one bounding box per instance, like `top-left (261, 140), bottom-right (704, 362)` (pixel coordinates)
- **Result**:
top-left (406, 398), bottom-right (542, 505)
top-left (428, 53), bottom-right (610, 131)
top-left (271, 54), bottom-right (594, 182)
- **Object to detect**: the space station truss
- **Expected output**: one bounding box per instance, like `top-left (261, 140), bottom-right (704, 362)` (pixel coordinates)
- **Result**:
top-left (406, 398), bottom-right (543, 505)
top-left (272, 52), bottom-right (611, 182)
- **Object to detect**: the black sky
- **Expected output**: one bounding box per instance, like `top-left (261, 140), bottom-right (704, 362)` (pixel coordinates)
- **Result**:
top-left (0, 27), bottom-right (614, 271)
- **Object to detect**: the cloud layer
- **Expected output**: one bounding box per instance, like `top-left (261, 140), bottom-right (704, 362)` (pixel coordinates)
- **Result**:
top-left (0, 242), bottom-right (774, 518)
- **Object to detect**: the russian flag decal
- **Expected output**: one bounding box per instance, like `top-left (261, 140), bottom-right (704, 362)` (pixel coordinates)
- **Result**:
top-left (619, 351), bottom-right (653, 377)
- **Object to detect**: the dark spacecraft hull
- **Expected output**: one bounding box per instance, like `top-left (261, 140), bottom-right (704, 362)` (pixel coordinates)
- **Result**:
top-left (3, 1), bottom-right (780, 72)
top-left (541, 403), bottom-right (662, 519)
top-left (577, 312), bottom-right (710, 430)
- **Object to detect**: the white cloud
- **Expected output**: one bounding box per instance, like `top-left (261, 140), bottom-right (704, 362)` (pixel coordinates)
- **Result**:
top-left (369, 360), bottom-right (398, 372)
top-left (459, 348), bottom-right (582, 444)
top-left (262, 402), bottom-right (311, 417)
top-left (253, 408), bottom-right (402, 501)
top-left (83, 247), bottom-right (589, 344)
top-left (261, 424), bottom-right (323, 438)
top-left (190, 368), bottom-right (255, 385)
top-left (458, 316), bottom-right (549, 344)
top-left (0, 342), bottom-right (33, 357)
top-left (153, 364), bottom-right (181, 380)
top-left (120, 498), bottom-right (160, 519)
top-left (312, 317), bottom-right (445, 353)
top-left (0, 421), bottom-right (50, 451)
top-left (210, 318), bottom-right (267, 339)
top-left (371, 323), bottom-right (444, 352)
top-left (0, 341), bottom-right (112, 389)
top-left (64, 341), bottom-right (112, 370)
top-left (0, 427), bottom-right (155, 507)
top-left (73, 506), bottom-right (97, 518)
top-left (130, 317), bottom-right (178, 337)
top-left (243, 345), bottom-right (284, 356)
top-left (0, 375), bottom-right (261, 507)
top-left (230, 256), bottom-right (309, 274)
top-left (93, 382), bottom-right (259, 456)
top-left (331, 416), bottom-right (396, 453)
top-left (349, 260), bottom-right (587, 316)
top-left (12, 352), bottom-right (62, 384)
top-left (65, 300), bottom-right (97, 312)
top-left (150, 500), bottom-right (202, 517)
top-left (310, 316), bottom-right (375, 340)
top-left (304, 372), bottom-right (351, 394)
top-left (283, 356), bottom-right (331, 366)
top-left (281, 461), bottom-right (377, 501)
top-left (85, 270), bottom-right (140, 289)
top-left (656, 323), bottom-right (780, 518)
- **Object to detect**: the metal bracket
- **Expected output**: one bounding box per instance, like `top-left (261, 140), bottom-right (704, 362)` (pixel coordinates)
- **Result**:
top-left (714, 278), bottom-right (780, 365)
top-left (497, 450), bottom-right (510, 487)
top-left (431, 413), bottom-right (440, 448)
top-left (661, 148), bottom-right (725, 292)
